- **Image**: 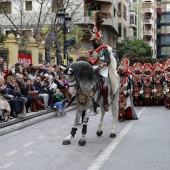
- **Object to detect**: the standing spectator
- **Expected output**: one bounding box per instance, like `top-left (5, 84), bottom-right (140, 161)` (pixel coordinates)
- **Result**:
top-left (34, 76), bottom-right (49, 108)
top-left (54, 76), bottom-right (70, 102)
top-left (52, 88), bottom-right (66, 116)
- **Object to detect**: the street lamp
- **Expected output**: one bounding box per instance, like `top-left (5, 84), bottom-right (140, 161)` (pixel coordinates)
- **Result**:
top-left (57, 9), bottom-right (71, 66)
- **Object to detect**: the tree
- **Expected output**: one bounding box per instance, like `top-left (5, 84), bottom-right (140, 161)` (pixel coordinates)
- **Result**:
top-left (0, 0), bottom-right (84, 48)
top-left (117, 38), bottom-right (153, 61)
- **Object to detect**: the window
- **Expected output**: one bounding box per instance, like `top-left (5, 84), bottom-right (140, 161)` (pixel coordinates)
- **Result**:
top-left (123, 4), bottom-right (127, 20)
top-left (0, 2), bottom-right (11, 14)
top-left (118, 3), bottom-right (121, 17)
top-left (130, 14), bottom-right (134, 24)
top-left (118, 23), bottom-right (122, 37)
top-left (26, 1), bottom-right (32, 11)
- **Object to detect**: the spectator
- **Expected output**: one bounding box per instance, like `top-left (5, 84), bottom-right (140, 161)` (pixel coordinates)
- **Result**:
top-left (34, 76), bottom-right (49, 108)
top-left (0, 57), bottom-right (4, 72)
top-left (25, 78), bottom-right (45, 112)
top-left (16, 74), bottom-right (33, 113)
top-left (52, 88), bottom-right (66, 116)
top-left (6, 76), bottom-right (25, 117)
top-left (54, 76), bottom-right (70, 102)
top-left (2, 65), bottom-right (12, 79)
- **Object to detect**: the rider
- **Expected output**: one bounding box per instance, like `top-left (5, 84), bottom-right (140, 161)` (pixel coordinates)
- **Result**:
top-left (88, 12), bottom-right (111, 112)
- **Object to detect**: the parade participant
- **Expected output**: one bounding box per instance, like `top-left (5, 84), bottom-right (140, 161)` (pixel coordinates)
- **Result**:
top-left (142, 63), bottom-right (153, 106)
top-left (117, 58), bottom-right (138, 122)
top-left (131, 62), bottom-right (143, 106)
top-left (88, 12), bottom-right (115, 112)
top-left (163, 59), bottom-right (170, 109)
top-left (152, 62), bottom-right (165, 106)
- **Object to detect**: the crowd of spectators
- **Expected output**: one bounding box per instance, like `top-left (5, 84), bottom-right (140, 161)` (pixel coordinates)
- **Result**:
top-left (0, 57), bottom-right (71, 123)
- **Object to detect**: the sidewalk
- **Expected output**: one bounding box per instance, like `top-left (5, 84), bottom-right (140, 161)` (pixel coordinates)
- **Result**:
top-left (0, 105), bottom-right (76, 136)
top-left (88, 106), bottom-right (170, 170)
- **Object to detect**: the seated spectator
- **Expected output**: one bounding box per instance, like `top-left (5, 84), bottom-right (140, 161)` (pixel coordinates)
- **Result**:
top-left (54, 76), bottom-right (70, 102)
top-left (52, 88), bottom-right (66, 116)
top-left (2, 65), bottom-right (12, 80)
top-left (6, 76), bottom-right (26, 117)
top-left (0, 76), bottom-right (11, 121)
top-left (25, 78), bottom-right (45, 112)
top-left (34, 76), bottom-right (49, 108)
top-left (16, 74), bottom-right (34, 113)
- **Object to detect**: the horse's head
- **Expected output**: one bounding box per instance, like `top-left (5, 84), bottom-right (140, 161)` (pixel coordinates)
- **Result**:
top-left (64, 67), bottom-right (77, 95)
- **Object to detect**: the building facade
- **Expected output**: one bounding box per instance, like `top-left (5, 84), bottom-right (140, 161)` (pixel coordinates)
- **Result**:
top-left (142, 0), bottom-right (157, 58)
top-left (157, 0), bottom-right (170, 58)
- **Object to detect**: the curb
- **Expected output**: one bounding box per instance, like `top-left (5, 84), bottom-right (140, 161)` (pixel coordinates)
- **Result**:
top-left (0, 105), bottom-right (76, 136)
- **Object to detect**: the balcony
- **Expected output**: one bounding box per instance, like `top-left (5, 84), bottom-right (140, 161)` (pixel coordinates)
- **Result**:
top-left (143, 19), bottom-right (154, 25)
top-left (142, 0), bottom-right (154, 2)
top-left (142, 8), bottom-right (154, 13)
top-left (143, 30), bottom-right (153, 36)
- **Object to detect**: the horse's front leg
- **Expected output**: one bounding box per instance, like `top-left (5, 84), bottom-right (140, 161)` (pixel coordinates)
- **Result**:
top-left (62, 110), bottom-right (82, 145)
top-left (78, 110), bottom-right (90, 146)
top-left (96, 102), bottom-right (105, 136)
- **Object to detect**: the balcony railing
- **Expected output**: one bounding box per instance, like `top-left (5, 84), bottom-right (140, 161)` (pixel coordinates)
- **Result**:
top-left (147, 41), bottom-right (154, 47)
top-left (143, 30), bottom-right (153, 36)
top-left (143, 19), bottom-right (154, 25)
top-left (142, 8), bottom-right (154, 13)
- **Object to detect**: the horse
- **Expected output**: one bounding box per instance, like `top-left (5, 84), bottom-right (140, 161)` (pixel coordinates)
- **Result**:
top-left (62, 60), bottom-right (120, 146)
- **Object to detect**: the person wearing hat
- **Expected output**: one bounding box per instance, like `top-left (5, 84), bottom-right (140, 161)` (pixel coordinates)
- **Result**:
top-left (142, 63), bottom-right (154, 106)
top-left (152, 62), bottom-right (165, 106)
top-left (131, 62), bottom-right (143, 106)
top-left (163, 59), bottom-right (170, 109)
top-left (87, 12), bottom-right (118, 112)
top-left (117, 58), bottom-right (138, 122)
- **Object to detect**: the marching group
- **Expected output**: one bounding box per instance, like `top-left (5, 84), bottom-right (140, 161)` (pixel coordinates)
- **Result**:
top-left (0, 58), bottom-right (71, 123)
top-left (117, 58), bottom-right (170, 122)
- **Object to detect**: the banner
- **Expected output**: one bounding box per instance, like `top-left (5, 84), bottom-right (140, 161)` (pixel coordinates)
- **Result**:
top-left (18, 53), bottom-right (32, 65)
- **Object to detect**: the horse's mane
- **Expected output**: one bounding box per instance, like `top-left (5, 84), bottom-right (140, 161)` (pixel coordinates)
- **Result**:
top-left (70, 61), bottom-right (98, 93)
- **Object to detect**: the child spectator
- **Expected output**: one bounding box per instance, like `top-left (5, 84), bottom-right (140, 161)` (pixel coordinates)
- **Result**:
top-left (52, 88), bottom-right (66, 116)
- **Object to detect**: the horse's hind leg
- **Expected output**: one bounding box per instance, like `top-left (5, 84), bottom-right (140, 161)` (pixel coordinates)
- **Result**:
top-left (62, 110), bottom-right (82, 145)
top-left (78, 110), bottom-right (90, 146)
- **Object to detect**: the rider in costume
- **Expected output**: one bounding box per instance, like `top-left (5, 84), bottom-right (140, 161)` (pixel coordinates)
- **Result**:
top-left (88, 12), bottom-right (118, 112)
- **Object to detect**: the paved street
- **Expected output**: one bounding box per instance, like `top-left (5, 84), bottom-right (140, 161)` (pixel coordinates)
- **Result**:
top-left (0, 106), bottom-right (169, 170)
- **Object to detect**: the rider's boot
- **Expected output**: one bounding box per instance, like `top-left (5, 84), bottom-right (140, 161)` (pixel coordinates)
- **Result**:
top-left (103, 86), bottom-right (109, 112)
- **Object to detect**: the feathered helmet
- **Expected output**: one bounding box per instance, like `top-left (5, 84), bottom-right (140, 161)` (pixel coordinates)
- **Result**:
top-left (143, 63), bottom-right (153, 74)
top-left (117, 58), bottom-right (130, 73)
top-left (133, 62), bottom-right (143, 73)
top-left (153, 62), bottom-right (163, 73)
top-left (164, 59), bottom-right (170, 71)
top-left (90, 11), bottom-right (104, 43)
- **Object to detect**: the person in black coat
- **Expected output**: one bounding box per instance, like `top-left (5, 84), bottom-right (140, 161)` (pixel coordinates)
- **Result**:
top-left (34, 76), bottom-right (49, 108)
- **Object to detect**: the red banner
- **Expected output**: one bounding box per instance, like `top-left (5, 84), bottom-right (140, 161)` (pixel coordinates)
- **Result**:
top-left (18, 53), bottom-right (32, 65)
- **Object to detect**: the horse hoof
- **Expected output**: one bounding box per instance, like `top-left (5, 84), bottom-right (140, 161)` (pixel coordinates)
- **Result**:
top-left (62, 140), bottom-right (71, 145)
top-left (96, 130), bottom-right (103, 136)
top-left (78, 140), bottom-right (86, 146)
top-left (110, 134), bottom-right (116, 138)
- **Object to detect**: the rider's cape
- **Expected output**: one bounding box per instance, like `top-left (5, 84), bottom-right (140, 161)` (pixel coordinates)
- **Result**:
top-left (107, 46), bottom-right (120, 95)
